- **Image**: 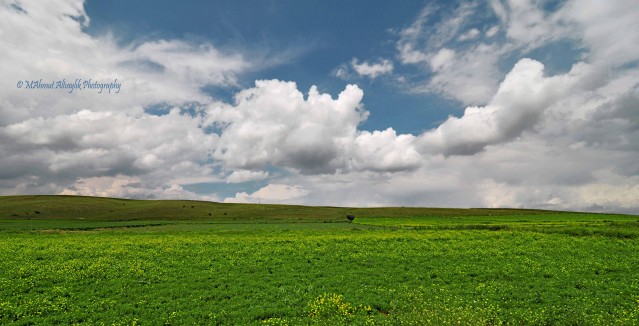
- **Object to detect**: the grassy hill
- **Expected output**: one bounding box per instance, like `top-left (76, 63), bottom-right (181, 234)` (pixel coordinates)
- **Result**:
top-left (1, 195), bottom-right (636, 236)
top-left (1, 195), bottom-right (639, 324)
top-left (0, 195), bottom-right (571, 222)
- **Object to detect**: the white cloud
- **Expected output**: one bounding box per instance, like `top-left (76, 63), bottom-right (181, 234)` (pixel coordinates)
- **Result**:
top-left (350, 128), bottom-right (421, 172)
top-left (576, 173), bottom-right (639, 212)
top-left (223, 192), bottom-right (251, 203)
top-left (351, 58), bottom-right (393, 79)
top-left (489, 0), bottom-right (508, 24)
top-left (333, 67), bottom-right (348, 79)
top-left (60, 175), bottom-right (218, 201)
top-left (418, 58), bottom-right (605, 156)
top-left (60, 176), bottom-right (145, 198)
top-left (208, 80), bottom-right (365, 174)
top-left (396, 6), bottom-right (432, 64)
top-left (427, 2), bottom-right (478, 49)
top-left (429, 48), bottom-right (456, 72)
top-left (425, 44), bottom-right (503, 105)
top-left (225, 170), bottom-right (269, 184)
top-left (0, 107), bottom-right (220, 200)
top-left (224, 184), bottom-right (309, 204)
top-left (131, 40), bottom-right (248, 87)
top-left (397, 43), bottom-right (430, 65)
top-left (396, 3), bottom-right (506, 105)
top-left (486, 26), bottom-right (499, 37)
top-left (557, 0), bottom-right (639, 67)
top-left (252, 184), bottom-right (309, 201)
top-left (207, 80), bottom-right (419, 175)
top-left (2, 108), bottom-right (217, 173)
top-left (499, 0), bottom-right (565, 49)
top-left (397, 3), bottom-right (476, 65)
top-left (458, 28), bottom-right (480, 41)
top-left (545, 197), bottom-right (563, 206)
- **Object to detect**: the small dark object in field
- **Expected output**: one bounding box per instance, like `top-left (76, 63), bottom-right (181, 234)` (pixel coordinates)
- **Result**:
top-left (191, 205), bottom-right (194, 208)
top-left (11, 214), bottom-right (19, 217)
top-left (208, 213), bottom-right (212, 216)
top-left (224, 212), bottom-right (227, 215)
top-left (346, 214), bottom-right (355, 221)
top-left (34, 211), bottom-right (41, 214)
top-left (182, 205), bottom-right (185, 208)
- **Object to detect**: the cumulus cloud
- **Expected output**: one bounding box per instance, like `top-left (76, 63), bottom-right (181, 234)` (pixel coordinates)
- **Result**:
top-left (350, 128), bottom-right (421, 172)
top-left (208, 80), bottom-right (365, 174)
top-left (418, 58), bottom-right (606, 155)
top-left (207, 80), bottom-right (419, 174)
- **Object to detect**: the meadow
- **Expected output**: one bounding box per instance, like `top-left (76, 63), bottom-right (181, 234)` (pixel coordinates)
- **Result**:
top-left (1, 195), bottom-right (638, 325)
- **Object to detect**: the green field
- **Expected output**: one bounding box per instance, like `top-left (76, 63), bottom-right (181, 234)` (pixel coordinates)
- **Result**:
top-left (1, 196), bottom-right (638, 325)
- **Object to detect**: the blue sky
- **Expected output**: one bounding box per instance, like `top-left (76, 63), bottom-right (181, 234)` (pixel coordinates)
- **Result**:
top-left (84, 0), bottom-right (458, 135)
top-left (1, 0), bottom-right (639, 212)
top-left (81, 1), bottom-right (584, 134)
top-left (83, 0), bottom-right (485, 198)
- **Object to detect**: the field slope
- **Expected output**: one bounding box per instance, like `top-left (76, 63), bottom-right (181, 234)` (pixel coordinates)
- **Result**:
top-left (1, 195), bottom-right (638, 325)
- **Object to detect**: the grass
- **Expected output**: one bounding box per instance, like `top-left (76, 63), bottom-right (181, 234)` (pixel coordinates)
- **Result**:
top-left (1, 195), bottom-right (638, 325)
top-left (0, 195), bottom-right (560, 223)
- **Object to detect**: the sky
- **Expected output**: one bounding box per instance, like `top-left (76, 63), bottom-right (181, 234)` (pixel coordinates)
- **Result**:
top-left (1, 0), bottom-right (639, 213)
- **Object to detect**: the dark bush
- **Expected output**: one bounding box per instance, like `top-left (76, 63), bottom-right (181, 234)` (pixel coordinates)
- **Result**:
top-left (346, 214), bottom-right (355, 222)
